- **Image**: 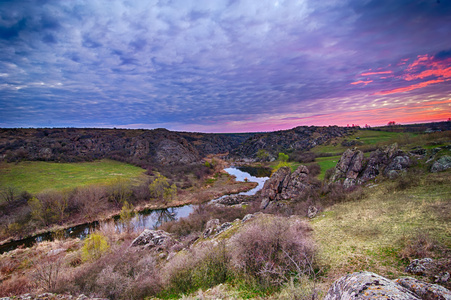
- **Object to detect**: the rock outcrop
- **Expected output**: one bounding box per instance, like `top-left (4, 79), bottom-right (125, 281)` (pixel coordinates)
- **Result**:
top-left (130, 229), bottom-right (175, 251)
top-left (330, 148), bottom-right (364, 188)
top-left (330, 143), bottom-right (412, 187)
top-left (324, 271), bottom-right (451, 300)
top-left (0, 293), bottom-right (106, 300)
top-left (260, 165), bottom-right (313, 209)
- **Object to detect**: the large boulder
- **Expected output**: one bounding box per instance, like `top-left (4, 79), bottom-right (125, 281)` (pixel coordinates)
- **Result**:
top-left (431, 156), bottom-right (451, 173)
top-left (324, 272), bottom-right (420, 300)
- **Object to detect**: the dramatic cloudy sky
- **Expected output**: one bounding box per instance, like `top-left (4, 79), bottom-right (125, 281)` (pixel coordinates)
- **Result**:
top-left (1, 0), bottom-right (450, 132)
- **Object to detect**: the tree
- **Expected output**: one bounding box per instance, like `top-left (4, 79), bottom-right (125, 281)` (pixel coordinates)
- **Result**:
top-left (108, 177), bottom-right (132, 207)
top-left (82, 232), bottom-right (109, 261)
top-left (119, 200), bottom-right (134, 232)
top-left (278, 152), bottom-right (289, 162)
top-left (149, 173), bottom-right (178, 204)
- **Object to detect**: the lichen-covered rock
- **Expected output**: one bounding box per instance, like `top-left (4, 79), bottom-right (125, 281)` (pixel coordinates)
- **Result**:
top-left (384, 155), bottom-right (411, 178)
top-left (324, 272), bottom-right (420, 300)
top-left (215, 222), bottom-right (233, 236)
top-left (395, 277), bottom-right (451, 300)
top-left (130, 229), bottom-right (175, 251)
top-left (431, 156), bottom-right (451, 173)
top-left (406, 258), bottom-right (434, 275)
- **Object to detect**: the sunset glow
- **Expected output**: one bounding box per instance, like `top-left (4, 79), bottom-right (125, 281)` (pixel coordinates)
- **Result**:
top-left (0, 0), bottom-right (450, 132)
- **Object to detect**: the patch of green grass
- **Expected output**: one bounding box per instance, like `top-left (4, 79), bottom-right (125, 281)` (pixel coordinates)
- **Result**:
top-left (315, 156), bottom-right (341, 180)
top-left (312, 129), bottom-right (412, 154)
top-left (0, 159), bottom-right (148, 195)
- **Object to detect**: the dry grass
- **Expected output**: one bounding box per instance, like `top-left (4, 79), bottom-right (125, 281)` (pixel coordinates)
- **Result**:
top-left (310, 170), bottom-right (451, 287)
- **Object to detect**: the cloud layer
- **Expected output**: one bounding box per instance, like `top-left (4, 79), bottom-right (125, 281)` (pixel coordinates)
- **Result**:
top-left (1, 0), bottom-right (450, 132)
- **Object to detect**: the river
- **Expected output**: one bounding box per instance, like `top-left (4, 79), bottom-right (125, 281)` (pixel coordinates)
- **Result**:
top-left (0, 166), bottom-right (269, 254)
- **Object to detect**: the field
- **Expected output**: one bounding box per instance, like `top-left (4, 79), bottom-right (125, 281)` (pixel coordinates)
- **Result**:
top-left (312, 129), bottom-right (413, 154)
top-left (0, 159), bottom-right (148, 195)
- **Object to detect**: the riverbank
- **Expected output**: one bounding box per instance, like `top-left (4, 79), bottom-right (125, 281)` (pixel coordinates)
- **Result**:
top-left (0, 168), bottom-right (259, 253)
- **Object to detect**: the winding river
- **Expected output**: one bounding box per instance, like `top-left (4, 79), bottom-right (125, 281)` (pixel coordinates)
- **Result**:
top-left (0, 166), bottom-right (269, 254)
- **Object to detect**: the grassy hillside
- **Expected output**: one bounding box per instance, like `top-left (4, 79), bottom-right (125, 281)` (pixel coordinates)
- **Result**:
top-left (0, 159), bottom-right (148, 195)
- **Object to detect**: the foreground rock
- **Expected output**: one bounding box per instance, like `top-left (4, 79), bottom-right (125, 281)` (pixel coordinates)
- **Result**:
top-left (130, 229), bottom-right (176, 251)
top-left (324, 271), bottom-right (451, 300)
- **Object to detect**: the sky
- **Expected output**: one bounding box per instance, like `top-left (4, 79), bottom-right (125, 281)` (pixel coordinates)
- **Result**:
top-left (0, 0), bottom-right (450, 133)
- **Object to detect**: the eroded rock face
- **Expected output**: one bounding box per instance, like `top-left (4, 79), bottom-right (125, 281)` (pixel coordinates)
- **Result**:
top-left (260, 167), bottom-right (291, 200)
top-left (155, 139), bottom-right (199, 165)
top-left (329, 148), bottom-right (364, 188)
top-left (431, 155), bottom-right (451, 173)
top-left (130, 229), bottom-right (175, 251)
top-left (324, 272), bottom-right (420, 300)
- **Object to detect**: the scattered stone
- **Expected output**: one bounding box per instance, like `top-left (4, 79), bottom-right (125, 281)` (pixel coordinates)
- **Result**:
top-left (47, 248), bottom-right (65, 256)
top-left (435, 272), bottom-right (450, 284)
top-left (405, 258), bottom-right (433, 276)
top-left (215, 222), bottom-right (233, 236)
top-left (130, 229), bottom-right (175, 251)
top-left (395, 277), bottom-right (451, 300)
top-left (242, 214), bottom-right (255, 223)
top-left (324, 271), bottom-right (420, 300)
top-left (431, 155), bottom-right (451, 172)
top-left (217, 194), bottom-right (249, 206)
top-left (205, 219), bottom-right (220, 230)
top-left (307, 205), bottom-right (318, 219)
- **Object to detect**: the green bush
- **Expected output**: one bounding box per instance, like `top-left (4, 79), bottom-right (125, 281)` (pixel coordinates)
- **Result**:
top-left (82, 232), bottom-right (109, 261)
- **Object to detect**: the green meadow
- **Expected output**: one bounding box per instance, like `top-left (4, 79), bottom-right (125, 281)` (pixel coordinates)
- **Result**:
top-left (0, 159), bottom-right (148, 195)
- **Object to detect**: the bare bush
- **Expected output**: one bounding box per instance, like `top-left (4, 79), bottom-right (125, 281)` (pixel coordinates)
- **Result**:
top-left (231, 216), bottom-right (316, 290)
top-left (163, 241), bottom-right (231, 297)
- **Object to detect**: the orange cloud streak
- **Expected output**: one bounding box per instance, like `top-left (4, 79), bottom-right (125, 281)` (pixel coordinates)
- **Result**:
top-left (374, 79), bottom-right (445, 95)
top-left (360, 71), bottom-right (393, 76)
top-left (351, 80), bottom-right (373, 85)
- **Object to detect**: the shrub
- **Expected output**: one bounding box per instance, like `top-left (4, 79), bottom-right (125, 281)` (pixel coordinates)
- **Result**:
top-left (81, 232), bottom-right (109, 261)
top-left (400, 232), bottom-right (438, 261)
top-left (231, 216), bottom-right (315, 290)
top-left (162, 241), bottom-right (231, 297)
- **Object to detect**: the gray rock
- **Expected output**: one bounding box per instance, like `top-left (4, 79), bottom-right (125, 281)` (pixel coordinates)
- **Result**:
top-left (324, 271), bottom-right (421, 300)
top-left (431, 155), bottom-right (451, 172)
top-left (242, 214), bottom-right (255, 223)
top-left (307, 206), bottom-right (318, 219)
top-left (406, 258), bottom-right (433, 275)
top-left (47, 248), bottom-right (65, 256)
top-left (217, 194), bottom-right (249, 206)
top-left (436, 272), bottom-right (450, 284)
top-left (130, 229), bottom-right (175, 251)
top-left (215, 222), bottom-right (233, 236)
top-left (260, 197), bottom-right (270, 209)
top-left (384, 155), bottom-right (411, 177)
top-left (205, 219), bottom-right (220, 229)
top-left (279, 165), bottom-right (311, 200)
top-left (395, 277), bottom-right (451, 300)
